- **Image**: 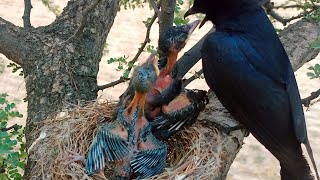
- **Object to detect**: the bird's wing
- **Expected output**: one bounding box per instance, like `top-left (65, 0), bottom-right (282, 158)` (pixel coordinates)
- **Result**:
top-left (152, 79), bottom-right (183, 106)
top-left (151, 90), bottom-right (207, 140)
top-left (85, 123), bottom-right (129, 175)
top-left (131, 136), bottom-right (167, 179)
top-left (202, 31), bottom-right (307, 144)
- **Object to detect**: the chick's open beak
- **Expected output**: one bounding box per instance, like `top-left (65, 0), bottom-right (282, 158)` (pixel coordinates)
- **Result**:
top-left (146, 52), bottom-right (159, 76)
top-left (187, 20), bottom-right (201, 36)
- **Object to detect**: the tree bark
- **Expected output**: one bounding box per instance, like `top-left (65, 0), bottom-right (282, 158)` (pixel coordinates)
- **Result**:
top-left (1, 0), bottom-right (119, 178)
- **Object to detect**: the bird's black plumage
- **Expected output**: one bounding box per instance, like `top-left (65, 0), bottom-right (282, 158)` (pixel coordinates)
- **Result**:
top-left (185, 1), bottom-right (319, 179)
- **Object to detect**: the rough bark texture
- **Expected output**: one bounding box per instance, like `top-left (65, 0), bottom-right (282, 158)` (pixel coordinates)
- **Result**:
top-left (279, 19), bottom-right (320, 70)
top-left (159, 0), bottom-right (175, 34)
top-left (1, 0), bottom-right (119, 178)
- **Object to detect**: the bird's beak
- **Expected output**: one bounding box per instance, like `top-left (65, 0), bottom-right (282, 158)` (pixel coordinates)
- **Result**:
top-left (184, 7), bottom-right (208, 29)
top-left (184, 7), bottom-right (200, 19)
top-left (199, 15), bottom-right (209, 28)
top-left (187, 20), bottom-right (201, 36)
top-left (147, 52), bottom-right (160, 76)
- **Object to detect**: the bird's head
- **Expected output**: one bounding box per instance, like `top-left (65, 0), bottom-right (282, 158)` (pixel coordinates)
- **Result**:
top-left (184, 0), bottom-right (259, 27)
top-left (126, 53), bottom-right (159, 116)
top-left (158, 20), bottom-right (201, 58)
top-left (132, 53), bottom-right (159, 94)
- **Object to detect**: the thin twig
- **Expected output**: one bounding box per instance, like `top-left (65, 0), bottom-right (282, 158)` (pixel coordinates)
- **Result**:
top-left (264, 1), bottom-right (318, 26)
top-left (301, 88), bottom-right (320, 107)
top-left (269, 8), bottom-right (316, 26)
top-left (183, 69), bottom-right (203, 87)
top-left (273, 4), bottom-right (305, 9)
top-left (97, 13), bottom-right (158, 91)
top-left (22, 0), bottom-right (32, 28)
top-left (97, 77), bottom-right (127, 90)
top-left (150, 0), bottom-right (160, 16)
top-left (1, 124), bottom-right (20, 132)
top-left (65, 0), bottom-right (102, 44)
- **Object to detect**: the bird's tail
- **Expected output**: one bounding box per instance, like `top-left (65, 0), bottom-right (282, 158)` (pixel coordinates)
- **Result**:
top-left (304, 140), bottom-right (320, 180)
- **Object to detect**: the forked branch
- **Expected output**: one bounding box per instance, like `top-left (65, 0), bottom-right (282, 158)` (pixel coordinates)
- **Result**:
top-left (22, 0), bottom-right (32, 28)
top-left (302, 88), bottom-right (320, 107)
top-left (97, 13), bottom-right (158, 91)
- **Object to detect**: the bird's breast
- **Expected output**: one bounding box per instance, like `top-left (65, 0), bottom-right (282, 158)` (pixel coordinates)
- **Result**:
top-left (154, 75), bottom-right (174, 92)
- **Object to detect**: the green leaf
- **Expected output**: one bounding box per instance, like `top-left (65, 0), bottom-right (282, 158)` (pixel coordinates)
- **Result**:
top-left (0, 132), bottom-right (9, 139)
top-left (19, 152), bottom-right (28, 159)
top-left (0, 97), bottom-right (5, 105)
top-left (0, 144), bottom-right (13, 154)
top-left (311, 40), bottom-right (320, 49)
top-left (308, 66), bottom-right (315, 70)
top-left (307, 72), bottom-right (315, 77)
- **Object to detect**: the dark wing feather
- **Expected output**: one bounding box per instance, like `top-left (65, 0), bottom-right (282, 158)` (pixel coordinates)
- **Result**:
top-left (151, 89), bottom-right (207, 140)
top-left (85, 123), bottom-right (129, 175)
top-left (201, 31), bottom-right (312, 178)
top-left (131, 137), bottom-right (167, 179)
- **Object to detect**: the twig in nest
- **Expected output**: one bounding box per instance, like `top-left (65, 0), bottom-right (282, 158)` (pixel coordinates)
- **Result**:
top-left (301, 88), bottom-right (320, 107)
top-left (22, 0), bottom-right (32, 28)
top-left (97, 13), bottom-right (158, 91)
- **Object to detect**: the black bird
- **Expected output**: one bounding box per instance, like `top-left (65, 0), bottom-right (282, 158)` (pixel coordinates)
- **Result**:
top-left (185, 0), bottom-right (319, 179)
top-left (86, 54), bottom-right (167, 179)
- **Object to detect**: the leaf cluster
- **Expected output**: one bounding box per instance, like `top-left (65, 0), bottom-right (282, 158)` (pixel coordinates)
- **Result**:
top-left (0, 94), bottom-right (26, 180)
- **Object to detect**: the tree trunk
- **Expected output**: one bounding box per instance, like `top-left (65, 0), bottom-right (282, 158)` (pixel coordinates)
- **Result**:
top-left (1, 0), bottom-right (119, 178)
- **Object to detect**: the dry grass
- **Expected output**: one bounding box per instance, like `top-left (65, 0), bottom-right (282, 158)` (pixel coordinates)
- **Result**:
top-left (26, 98), bottom-right (236, 180)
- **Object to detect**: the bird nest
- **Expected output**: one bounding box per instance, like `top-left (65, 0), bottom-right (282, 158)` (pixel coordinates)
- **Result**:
top-left (27, 93), bottom-right (247, 180)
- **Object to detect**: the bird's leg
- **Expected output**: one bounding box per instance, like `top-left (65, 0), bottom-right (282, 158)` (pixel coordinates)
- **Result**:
top-left (60, 151), bottom-right (85, 165)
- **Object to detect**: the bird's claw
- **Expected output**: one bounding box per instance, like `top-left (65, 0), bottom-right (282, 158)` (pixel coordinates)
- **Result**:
top-left (61, 151), bottom-right (85, 165)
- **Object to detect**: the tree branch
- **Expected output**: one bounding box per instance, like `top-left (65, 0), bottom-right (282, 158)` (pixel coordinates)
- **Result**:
top-left (159, 0), bottom-right (175, 34)
top-left (22, 0), bottom-right (32, 28)
top-left (0, 18), bottom-right (28, 65)
top-left (182, 69), bottom-right (203, 87)
top-left (175, 28), bottom-right (214, 79)
top-left (301, 88), bottom-right (320, 107)
top-left (97, 13), bottom-right (158, 91)
top-left (97, 77), bottom-right (127, 90)
top-left (264, 1), bottom-right (318, 26)
top-left (149, 0), bottom-right (160, 17)
top-left (279, 19), bottom-right (320, 70)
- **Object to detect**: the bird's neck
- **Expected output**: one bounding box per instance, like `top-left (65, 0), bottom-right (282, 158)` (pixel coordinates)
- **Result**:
top-left (210, 2), bottom-right (261, 31)
top-left (126, 91), bottom-right (146, 120)
top-left (160, 52), bottom-right (178, 77)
